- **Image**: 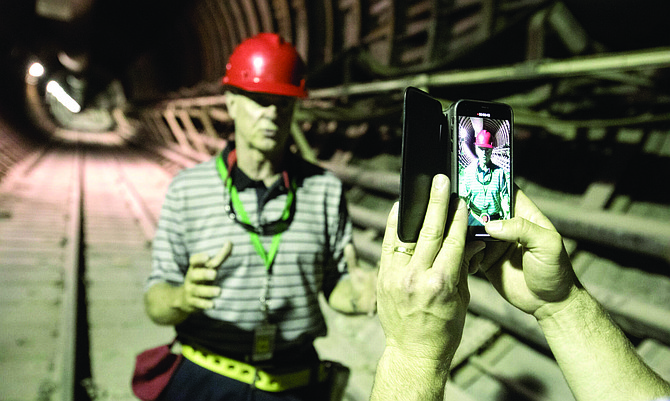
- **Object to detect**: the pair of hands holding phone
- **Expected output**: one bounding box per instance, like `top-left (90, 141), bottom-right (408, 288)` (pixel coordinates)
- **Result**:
top-left (376, 173), bottom-right (578, 375)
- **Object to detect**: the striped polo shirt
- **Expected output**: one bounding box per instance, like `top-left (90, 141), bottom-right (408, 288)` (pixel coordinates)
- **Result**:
top-left (147, 147), bottom-right (352, 357)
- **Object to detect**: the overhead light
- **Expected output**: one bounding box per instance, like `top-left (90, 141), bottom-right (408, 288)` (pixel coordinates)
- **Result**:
top-left (46, 80), bottom-right (81, 113)
top-left (28, 62), bottom-right (45, 78)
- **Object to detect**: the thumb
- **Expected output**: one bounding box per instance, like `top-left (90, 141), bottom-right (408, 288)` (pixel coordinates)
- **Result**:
top-left (344, 243), bottom-right (358, 270)
top-left (205, 241), bottom-right (233, 269)
top-left (462, 241), bottom-right (486, 274)
top-left (485, 217), bottom-right (564, 258)
top-left (189, 253), bottom-right (209, 267)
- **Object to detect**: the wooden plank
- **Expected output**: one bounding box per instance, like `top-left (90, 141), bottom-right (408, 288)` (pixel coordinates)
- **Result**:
top-left (453, 334), bottom-right (575, 401)
top-left (580, 182), bottom-right (615, 210)
top-left (577, 251), bottom-right (670, 342)
top-left (616, 128), bottom-right (645, 144)
top-left (643, 130), bottom-right (667, 154)
top-left (468, 276), bottom-right (549, 349)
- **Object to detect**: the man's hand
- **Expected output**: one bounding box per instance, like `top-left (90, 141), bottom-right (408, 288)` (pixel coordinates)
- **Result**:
top-left (371, 174), bottom-right (484, 401)
top-left (328, 244), bottom-right (378, 315)
top-left (479, 190), bottom-right (670, 401)
top-left (478, 189), bottom-right (580, 320)
top-left (175, 241), bottom-right (233, 313)
top-left (377, 174), bottom-right (477, 365)
top-left (144, 242), bottom-right (233, 325)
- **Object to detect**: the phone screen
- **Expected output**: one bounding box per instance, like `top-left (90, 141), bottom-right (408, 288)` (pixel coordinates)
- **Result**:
top-left (452, 100), bottom-right (513, 239)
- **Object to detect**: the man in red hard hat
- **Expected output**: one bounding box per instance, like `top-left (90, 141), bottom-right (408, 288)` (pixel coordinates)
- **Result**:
top-left (459, 129), bottom-right (510, 225)
top-left (144, 33), bottom-right (376, 401)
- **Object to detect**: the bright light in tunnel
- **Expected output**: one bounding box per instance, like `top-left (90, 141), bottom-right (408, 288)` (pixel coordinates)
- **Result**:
top-left (28, 62), bottom-right (45, 77)
top-left (46, 80), bottom-right (82, 113)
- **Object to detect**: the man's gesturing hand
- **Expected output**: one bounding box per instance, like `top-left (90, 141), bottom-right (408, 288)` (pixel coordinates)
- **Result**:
top-left (177, 241), bottom-right (232, 313)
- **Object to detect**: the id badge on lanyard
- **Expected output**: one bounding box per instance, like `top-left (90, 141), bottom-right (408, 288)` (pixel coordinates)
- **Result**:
top-left (253, 322), bottom-right (278, 362)
top-left (253, 274), bottom-right (277, 362)
top-left (216, 153), bottom-right (293, 362)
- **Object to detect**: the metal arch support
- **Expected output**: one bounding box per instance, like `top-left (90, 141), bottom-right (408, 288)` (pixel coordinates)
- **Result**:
top-left (196, 108), bottom-right (221, 139)
top-left (194, 0), bottom-right (220, 79)
top-left (207, 0), bottom-right (233, 58)
top-left (296, 0), bottom-right (311, 61)
top-left (321, 0), bottom-right (334, 63)
top-left (215, 1), bottom-right (240, 58)
top-left (151, 111), bottom-right (177, 145)
top-left (176, 109), bottom-right (209, 154)
top-left (272, 0), bottom-right (293, 44)
top-left (241, 0), bottom-right (261, 37)
top-left (255, 0), bottom-right (275, 33)
top-left (339, 0), bottom-right (362, 49)
top-left (163, 109), bottom-right (193, 152)
top-left (364, 0), bottom-right (395, 66)
top-left (229, 0), bottom-right (250, 42)
top-left (526, 6), bottom-right (550, 60)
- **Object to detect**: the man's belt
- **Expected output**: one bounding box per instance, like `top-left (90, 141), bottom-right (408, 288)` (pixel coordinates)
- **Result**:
top-left (181, 344), bottom-right (329, 392)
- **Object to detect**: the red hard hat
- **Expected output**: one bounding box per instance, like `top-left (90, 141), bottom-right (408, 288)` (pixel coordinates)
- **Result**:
top-left (475, 130), bottom-right (494, 148)
top-left (222, 33), bottom-right (307, 98)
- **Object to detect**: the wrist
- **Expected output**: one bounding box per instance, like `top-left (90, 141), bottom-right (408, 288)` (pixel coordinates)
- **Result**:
top-left (372, 346), bottom-right (451, 401)
top-left (382, 345), bottom-right (452, 376)
top-left (534, 287), bottom-right (593, 330)
top-left (145, 282), bottom-right (191, 325)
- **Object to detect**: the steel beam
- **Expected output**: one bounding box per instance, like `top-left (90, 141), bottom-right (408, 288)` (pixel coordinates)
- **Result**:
top-left (308, 47), bottom-right (670, 98)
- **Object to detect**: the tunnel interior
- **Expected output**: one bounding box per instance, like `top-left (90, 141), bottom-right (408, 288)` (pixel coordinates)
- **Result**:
top-left (1, 1), bottom-right (670, 400)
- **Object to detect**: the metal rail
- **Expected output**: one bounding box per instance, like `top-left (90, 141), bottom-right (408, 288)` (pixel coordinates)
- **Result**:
top-left (57, 145), bottom-right (85, 401)
top-left (49, 145), bottom-right (170, 400)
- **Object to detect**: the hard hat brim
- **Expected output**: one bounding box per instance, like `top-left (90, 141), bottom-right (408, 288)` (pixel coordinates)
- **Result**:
top-left (222, 76), bottom-right (307, 98)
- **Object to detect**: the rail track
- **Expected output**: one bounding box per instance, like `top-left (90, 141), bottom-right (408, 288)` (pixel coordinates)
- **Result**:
top-left (0, 142), bottom-right (174, 401)
top-left (1, 121), bottom-right (670, 400)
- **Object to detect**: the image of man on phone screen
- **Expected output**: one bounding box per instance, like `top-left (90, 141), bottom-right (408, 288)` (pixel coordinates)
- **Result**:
top-left (459, 127), bottom-right (511, 226)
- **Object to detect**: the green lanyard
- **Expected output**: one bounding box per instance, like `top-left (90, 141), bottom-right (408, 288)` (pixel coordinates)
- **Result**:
top-left (216, 154), bottom-right (294, 271)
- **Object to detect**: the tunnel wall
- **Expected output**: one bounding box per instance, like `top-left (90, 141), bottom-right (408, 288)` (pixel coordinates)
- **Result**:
top-left (0, 112), bottom-right (42, 182)
top-left (124, 0), bottom-right (548, 101)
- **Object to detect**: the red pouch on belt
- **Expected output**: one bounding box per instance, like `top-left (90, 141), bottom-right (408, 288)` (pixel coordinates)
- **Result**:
top-left (131, 340), bottom-right (182, 401)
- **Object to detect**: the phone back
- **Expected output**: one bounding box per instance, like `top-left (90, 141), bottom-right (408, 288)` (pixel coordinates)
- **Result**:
top-left (398, 87), bottom-right (450, 242)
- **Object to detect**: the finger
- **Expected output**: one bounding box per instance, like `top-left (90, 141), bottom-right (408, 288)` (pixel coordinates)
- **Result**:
top-left (432, 198), bottom-right (468, 284)
top-left (380, 202), bottom-right (400, 273)
top-left (191, 284), bottom-right (222, 299)
top-left (463, 240), bottom-right (486, 274)
top-left (189, 252), bottom-right (209, 267)
top-left (188, 267), bottom-right (218, 282)
top-left (188, 297), bottom-right (216, 310)
top-left (458, 237), bottom-right (472, 305)
top-left (412, 174), bottom-right (451, 267)
top-left (479, 243), bottom-right (523, 302)
top-left (206, 241), bottom-right (233, 269)
top-left (468, 251), bottom-right (485, 274)
top-left (445, 197), bottom-right (469, 247)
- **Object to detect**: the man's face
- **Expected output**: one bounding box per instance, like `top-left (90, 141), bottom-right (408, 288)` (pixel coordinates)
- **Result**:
top-left (475, 146), bottom-right (492, 167)
top-left (226, 91), bottom-right (296, 153)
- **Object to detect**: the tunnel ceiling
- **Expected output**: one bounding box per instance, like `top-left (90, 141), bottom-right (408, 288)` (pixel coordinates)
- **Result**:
top-left (1, 0), bottom-right (670, 124)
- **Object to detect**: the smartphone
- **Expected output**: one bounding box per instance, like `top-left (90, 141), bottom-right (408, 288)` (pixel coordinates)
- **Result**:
top-left (447, 99), bottom-right (513, 240)
top-left (398, 87), bottom-right (450, 242)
